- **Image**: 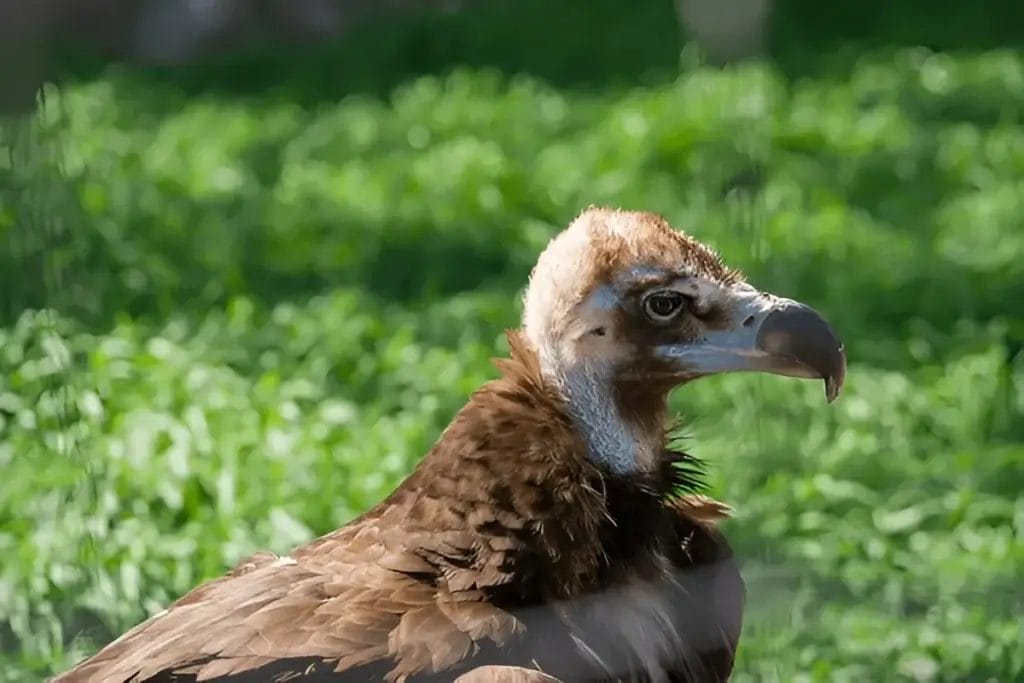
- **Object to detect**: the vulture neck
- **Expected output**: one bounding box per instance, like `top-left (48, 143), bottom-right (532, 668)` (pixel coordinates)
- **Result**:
top-left (549, 363), bottom-right (669, 477)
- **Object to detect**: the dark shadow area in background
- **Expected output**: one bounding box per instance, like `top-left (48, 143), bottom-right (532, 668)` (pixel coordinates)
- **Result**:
top-left (770, 0), bottom-right (1024, 77)
top-left (25, 0), bottom-right (1024, 106)
top-left (28, 0), bottom-right (687, 109)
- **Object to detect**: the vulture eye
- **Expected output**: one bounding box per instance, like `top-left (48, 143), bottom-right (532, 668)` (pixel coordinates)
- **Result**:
top-left (643, 291), bottom-right (687, 322)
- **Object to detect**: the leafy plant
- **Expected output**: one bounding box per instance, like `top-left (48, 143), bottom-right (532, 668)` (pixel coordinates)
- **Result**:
top-left (1, 22), bottom-right (1021, 683)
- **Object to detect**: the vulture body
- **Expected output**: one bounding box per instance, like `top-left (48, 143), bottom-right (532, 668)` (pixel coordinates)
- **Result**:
top-left (55, 207), bottom-right (845, 683)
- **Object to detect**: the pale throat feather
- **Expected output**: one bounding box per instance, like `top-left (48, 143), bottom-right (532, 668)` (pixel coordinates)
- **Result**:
top-left (541, 357), bottom-right (660, 475)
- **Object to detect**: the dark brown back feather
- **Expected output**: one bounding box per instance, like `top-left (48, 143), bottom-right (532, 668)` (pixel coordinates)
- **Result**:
top-left (54, 331), bottom-right (743, 683)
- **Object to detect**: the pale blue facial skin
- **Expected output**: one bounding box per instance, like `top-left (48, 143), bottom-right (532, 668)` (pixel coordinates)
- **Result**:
top-left (653, 290), bottom-right (807, 375)
top-left (580, 269), bottom-right (786, 373)
top-left (555, 272), bottom-right (782, 474)
top-left (604, 270), bottom-right (843, 390)
top-left (540, 266), bottom-right (845, 473)
top-left (654, 291), bottom-right (846, 403)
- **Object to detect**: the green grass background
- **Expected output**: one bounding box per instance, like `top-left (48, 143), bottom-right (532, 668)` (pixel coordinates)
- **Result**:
top-left (1, 1), bottom-right (1022, 681)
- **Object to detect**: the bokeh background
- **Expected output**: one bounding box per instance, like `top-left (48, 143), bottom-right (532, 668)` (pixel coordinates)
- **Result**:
top-left (1, 1), bottom-right (1022, 681)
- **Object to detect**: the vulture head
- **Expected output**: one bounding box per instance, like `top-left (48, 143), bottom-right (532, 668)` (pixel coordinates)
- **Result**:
top-left (522, 206), bottom-right (846, 473)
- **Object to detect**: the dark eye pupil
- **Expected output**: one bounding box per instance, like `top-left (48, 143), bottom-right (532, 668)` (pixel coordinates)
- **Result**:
top-left (647, 294), bottom-right (681, 317)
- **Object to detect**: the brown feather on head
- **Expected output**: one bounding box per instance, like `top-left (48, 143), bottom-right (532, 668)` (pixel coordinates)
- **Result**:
top-left (520, 206), bottom-right (846, 473)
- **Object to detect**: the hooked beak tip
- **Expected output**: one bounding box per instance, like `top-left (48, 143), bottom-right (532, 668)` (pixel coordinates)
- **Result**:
top-left (825, 345), bottom-right (847, 403)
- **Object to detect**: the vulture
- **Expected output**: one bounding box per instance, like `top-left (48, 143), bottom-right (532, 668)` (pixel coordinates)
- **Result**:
top-left (54, 207), bottom-right (845, 683)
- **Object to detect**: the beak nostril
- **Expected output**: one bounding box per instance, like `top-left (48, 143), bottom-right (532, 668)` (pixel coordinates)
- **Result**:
top-left (742, 315), bottom-right (756, 328)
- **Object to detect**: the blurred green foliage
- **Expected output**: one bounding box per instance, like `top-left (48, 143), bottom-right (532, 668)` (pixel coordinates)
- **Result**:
top-left (2, 1), bottom-right (1023, 681)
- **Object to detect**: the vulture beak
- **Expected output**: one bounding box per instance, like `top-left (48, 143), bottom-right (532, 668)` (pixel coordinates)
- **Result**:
top-left (657, 288), bottom-right (847, 402)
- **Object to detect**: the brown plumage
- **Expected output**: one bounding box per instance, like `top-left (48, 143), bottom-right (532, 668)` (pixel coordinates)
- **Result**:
top-left (54, 207), bottom-right (845, 683)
